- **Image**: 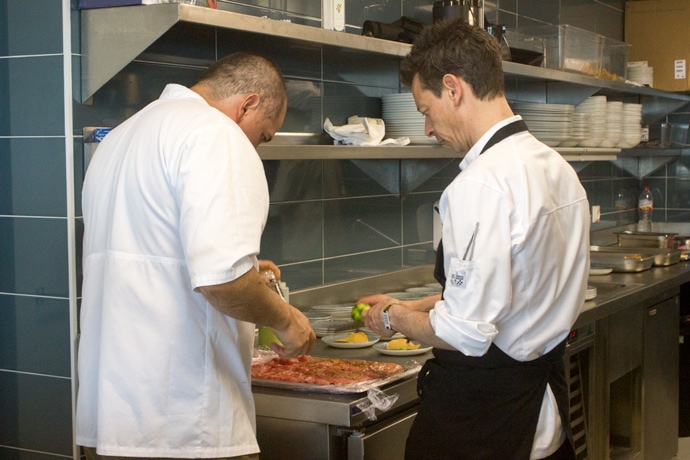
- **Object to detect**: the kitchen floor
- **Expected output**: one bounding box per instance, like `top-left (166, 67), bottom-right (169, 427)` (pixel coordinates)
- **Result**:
top-left (675, 437), bottom-right (690, 459)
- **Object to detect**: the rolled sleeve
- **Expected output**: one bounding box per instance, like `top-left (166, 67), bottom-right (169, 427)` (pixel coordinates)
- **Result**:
top-left (429, 301), bottom-right (498, 356)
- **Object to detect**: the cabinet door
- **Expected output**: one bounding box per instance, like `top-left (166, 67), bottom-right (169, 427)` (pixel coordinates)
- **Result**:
top-left (643, 296), bottom-right (680, 460)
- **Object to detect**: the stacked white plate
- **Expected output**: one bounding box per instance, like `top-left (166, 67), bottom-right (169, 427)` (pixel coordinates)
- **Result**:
top-left (310, 303), bottom-right (354, 320)
top-left (511, 101), bottom-right (574, 147)
top-left (381, 93), bottom-right (437, 145)
top-left (619, 103), bottom-right (643, 148)
top-left (627, 63), bottom-right (654, 87)
top-left (601, 101), bottom-right (623, 148)
top-left (575, 96), bottom-right (607, 147)
top-left (560, 112), bottom-right (589, 147)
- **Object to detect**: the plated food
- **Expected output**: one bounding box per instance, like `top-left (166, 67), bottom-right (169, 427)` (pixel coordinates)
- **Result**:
top-left (251, 355), bottom-right (404, 386)
top-left (386, 338), bottom-right (420, 350)
top-left (373, 341), bottom-right (432, 356)
top-left (322, 332), bottom-right (379, 348)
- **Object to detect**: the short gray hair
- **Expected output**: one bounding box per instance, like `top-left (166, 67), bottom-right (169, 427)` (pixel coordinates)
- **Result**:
top-left (196, 52), bottom-right (287, 118)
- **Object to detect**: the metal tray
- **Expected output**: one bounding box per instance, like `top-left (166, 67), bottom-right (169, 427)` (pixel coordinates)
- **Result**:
top-left (251, 365), bottom-right (421, 394)
top-left (590, 245), bottom-right (680, 266)
top-left (590, 251), bottom-right (655, 272)
top-left (615, 231), bottom-right (677, 249)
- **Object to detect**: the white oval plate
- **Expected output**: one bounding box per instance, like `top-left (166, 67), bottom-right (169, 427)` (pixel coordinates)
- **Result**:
top-left (590, 267), bottom-right (613, 276)
top-left (373, 341), bottom-right (433, 356)
top-left (322, 333), bottom-right (379, 348)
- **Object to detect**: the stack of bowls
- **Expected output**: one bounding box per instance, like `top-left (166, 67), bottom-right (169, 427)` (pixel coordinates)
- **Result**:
top-left (619, 103), bottom-right (643, 148)
top-left (575, 96), bottom-right (607, 147)
top-left (511, 101), bottom-right (574, 147)
top-left (381, 93), bottom-right (437, 144)
top-left (601, 101), bottom-right (623, 148)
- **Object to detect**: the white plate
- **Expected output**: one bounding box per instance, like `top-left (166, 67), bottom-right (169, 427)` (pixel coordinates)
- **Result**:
top-left (322, 332), bottom-right (380, 348)
top-left (590, 267), bottom-right (613, 276)
top-left (373, 341), bottom-right (433, 356)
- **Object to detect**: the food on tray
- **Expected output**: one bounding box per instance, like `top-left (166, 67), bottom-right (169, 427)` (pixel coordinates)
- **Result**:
top-left (387, 339), bottom-right (421, 350)
top-left (335, 331), bottom-right (369, 343)
top-left (351, 302), bottom-right (371, 321)
top-left (251, 355), bottom-right (404, 386)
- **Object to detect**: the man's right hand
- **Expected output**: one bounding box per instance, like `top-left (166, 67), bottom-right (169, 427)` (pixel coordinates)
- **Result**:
top-left (271, 307), bottom-right (315, 358)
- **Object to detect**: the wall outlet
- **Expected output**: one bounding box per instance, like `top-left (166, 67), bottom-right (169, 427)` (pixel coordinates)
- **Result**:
top-left (592, 205), bottom-right (601, 223)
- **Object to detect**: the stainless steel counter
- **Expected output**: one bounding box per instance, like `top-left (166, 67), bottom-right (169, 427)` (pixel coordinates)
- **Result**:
top-left (253, 256), bottom-right (690, 459)
top-left (254, 260), bottom-right (690, 421)
top-left (252, 340), bottom-right (432, 427)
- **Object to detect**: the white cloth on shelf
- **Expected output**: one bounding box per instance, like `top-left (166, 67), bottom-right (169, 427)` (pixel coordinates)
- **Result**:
top-left (324, 116), bottom-right (410, 146)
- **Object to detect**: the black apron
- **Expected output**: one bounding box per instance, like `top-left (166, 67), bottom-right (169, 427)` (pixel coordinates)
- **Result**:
top-left (409, 120), bottom-right (575, 460)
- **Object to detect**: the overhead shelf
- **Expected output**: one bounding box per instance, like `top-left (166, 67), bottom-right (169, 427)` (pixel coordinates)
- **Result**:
top-left (79, 3), bottom-right (690, 165)
top-left (80, 3), bottom-right (690, 108)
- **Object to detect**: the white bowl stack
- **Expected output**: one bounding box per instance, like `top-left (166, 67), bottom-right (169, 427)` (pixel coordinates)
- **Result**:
top-left (381, 93), bottom-right (437, 144)
top-left (627, 63), bottom-right (654, 87)
top-left (511, 101), bottom-right (574, 147)
top-left (619, 103), bottom-right (643, 148)
top-left (575, 96), bottom-right (607, 147)
top-left (601, 101), bottom-right (623, 148)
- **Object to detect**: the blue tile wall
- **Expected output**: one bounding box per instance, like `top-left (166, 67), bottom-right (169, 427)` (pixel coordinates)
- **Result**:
top-left (0, 56), bottom-right (65, 137)
top-left (0, 371), bottom-right (73, 456)
top-left (0, 295), bottom-right (71, 377)
top-left (0, 0), bottom-right (681, 457)
top-left (0, 138), bottom-right (67, 217)
top-left (1, 1), bottom-right (75, 457)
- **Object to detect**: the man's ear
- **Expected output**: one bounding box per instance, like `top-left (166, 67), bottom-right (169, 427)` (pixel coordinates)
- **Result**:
top-left (235, 93), bottom-right (261, 122)
top-left (442, 74), bottom-right (463, 104)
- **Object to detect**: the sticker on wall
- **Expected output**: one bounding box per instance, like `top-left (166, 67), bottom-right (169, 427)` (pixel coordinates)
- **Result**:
top-left (675, 60), bottom-right (686, 80)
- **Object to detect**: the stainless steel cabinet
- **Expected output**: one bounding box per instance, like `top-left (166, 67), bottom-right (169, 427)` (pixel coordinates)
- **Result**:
top-left (643, 295), bottom-right (680, 460)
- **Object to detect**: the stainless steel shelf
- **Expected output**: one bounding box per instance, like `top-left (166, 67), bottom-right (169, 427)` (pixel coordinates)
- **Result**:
top-left (258, 144), bottom-right (622, 161)
top-left (79, 3), bottom-right (690, 164)
top-left (257, 144), bottom-right (456, 160)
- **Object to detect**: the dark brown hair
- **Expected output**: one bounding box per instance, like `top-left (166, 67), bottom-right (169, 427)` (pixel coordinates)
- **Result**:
top-left (196, 52), bottom-right (287, 118)
top-left (400, 19), bottom-right (504, 100)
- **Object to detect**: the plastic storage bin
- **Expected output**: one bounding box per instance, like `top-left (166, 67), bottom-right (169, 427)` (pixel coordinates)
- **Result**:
top-left (600, 36), bottom-right (631, 81)
top-left (532, 25), bottom-right (603, 77)
top-left (502, 30), bottom-right (545, 66)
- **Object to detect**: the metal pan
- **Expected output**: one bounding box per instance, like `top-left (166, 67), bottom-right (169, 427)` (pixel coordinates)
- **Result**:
top-left (590, 251), bottom-right (655, 272)
top-left (590, 245), bottom-right (680, 266)
top-left (616, 231), bottom-right (677, 249)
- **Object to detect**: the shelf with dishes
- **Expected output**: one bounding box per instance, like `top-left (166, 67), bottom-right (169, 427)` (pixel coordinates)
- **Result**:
top-left (80, 3), bottom-right (690, 110)
top-left (79, 2), bottom-right (689, 165)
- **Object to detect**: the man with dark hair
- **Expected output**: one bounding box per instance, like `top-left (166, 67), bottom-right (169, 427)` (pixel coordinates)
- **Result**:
top-left (77, 52), bottom-right (315, 460)
top-left (360, 20), bottom-right (590, 459)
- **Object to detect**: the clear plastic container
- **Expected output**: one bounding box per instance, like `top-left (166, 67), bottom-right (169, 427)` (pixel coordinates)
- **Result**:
top-left (530, 25), bottom-right (603, 77)
top-left (502, 30), bottom-right (545, 66)
top-left (600, 36), bottom-right (631, 81)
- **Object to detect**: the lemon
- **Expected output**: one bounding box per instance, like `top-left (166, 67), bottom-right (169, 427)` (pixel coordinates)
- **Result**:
top-left (335, 332), bottom-right (369, 343)
top-left (351, 303), bottom-right (371, 321)
top-left (387, 338), bottom-right (420, 350)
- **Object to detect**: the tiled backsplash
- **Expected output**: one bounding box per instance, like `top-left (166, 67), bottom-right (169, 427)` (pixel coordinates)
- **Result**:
top-left (4, 0), bottom-right (686, 457)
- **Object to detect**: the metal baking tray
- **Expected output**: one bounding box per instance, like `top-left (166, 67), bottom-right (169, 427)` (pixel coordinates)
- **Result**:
top-left (251, 365), bottom-right (421, 394)
top-left (590, 245), bottom-right (680, 266)
top-left (589, 250), bottom-right (655, 272)
top-left (615, 231), bottom-right (677, 249)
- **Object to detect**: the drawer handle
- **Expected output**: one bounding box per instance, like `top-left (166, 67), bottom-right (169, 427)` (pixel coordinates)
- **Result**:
top-left (648, 308), bottom-right (658, 316)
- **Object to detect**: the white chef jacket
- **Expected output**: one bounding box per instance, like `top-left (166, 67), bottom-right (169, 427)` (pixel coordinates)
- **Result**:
top-left (430, 116), bottom-right (590, 458)
top-left (76, 84), bottom-right (268, 458)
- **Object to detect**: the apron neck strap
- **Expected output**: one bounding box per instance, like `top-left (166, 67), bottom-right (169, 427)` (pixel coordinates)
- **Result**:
top-left (480, 119), bottom-right (529, 155)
